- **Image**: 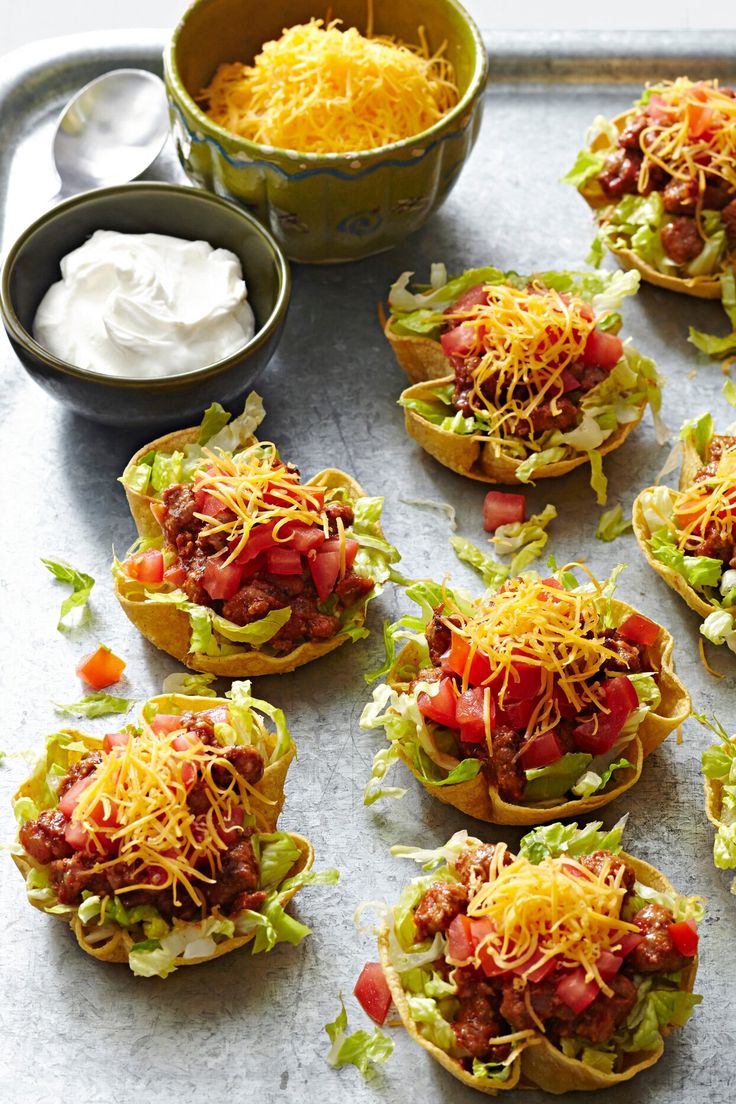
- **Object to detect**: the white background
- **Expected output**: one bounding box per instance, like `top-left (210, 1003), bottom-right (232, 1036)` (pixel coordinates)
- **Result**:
top-left (2, 0), bottom-right (735, 56)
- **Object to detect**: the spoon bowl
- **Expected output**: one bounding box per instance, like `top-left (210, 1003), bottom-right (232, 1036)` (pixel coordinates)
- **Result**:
top-left (53, 69), bottom-right (169, 194)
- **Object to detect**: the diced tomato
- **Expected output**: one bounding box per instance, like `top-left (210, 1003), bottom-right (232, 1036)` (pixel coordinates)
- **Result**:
top-left (448, 633), bottom-right (492, 686)
top-left (471, 919), bottom-right (507, 977)
top-left (447, 914), bottom-right (475, 962)
top-left (172, 733), bottom-right (196, 789)
top-left (239, 551), bottom-right (267, 579)
top-left (668, 919), bottom-right (699, 957)
top-left (573, 675), bottom-right (638, 755)
top-left (555, 967), bottom-right (601, 1014)
top-left (595, 950), bottom-right (623, 982)
top-left (519, 730), bottom-right (564, 770)
top-left (144, 864), bottom-right (168, 887)
top-left (194, 488), bottom-right (228, 518)
top-left (617, 612), bottom-right (660, 647)
top-left (560, 368), bottom-right (580, 393)
top-left (455, 686), bottom-right (490, 743)
top-left (172, 734), bottom-right (194, 751)
top-left (503, 661), bottom-right (544, 701)
top-left (103, 731), bottom-right (130, 752)
top-left (615, 932), bottom-right (643, 958)
top-left (512, 950), bottom-right (558, 983)
top-left (286, 523), bottom-right (326, 555)
top-left (354, 962), bottom-right (393, 1025)
top-left (417, 677), bottom-right (459, 729)
top-left (687, 101), bottom-right (714, 138)
top-left (76, 645), bottom-right (126, 690)
top-left (266, 546), bottom-right (303, 575)
top-left (164, 562), bottom-right (187, 587)
top-left (59, 775), bottom-right (95, 817)
top-left (87, 795), bottom-right (119, 830)
top-left (203, 555), bottom-right (244, 600)
top-left (309, 549), bottom-right (341, 602)
top-left (234, 521), bottom-right (277, 564)
top-left (320, 536), bottom-right (360, 570)
top-left (151, 713), bottom-right (185, 736)
top-left (218, 804), bottom-right (245, 845)
top-left (441, 321), bottom-right (479, 359)
top-left (124, 548), bottom-right (164, 583)
top-left (582, 329), bottom-right (624, 371)
top-left (64, 819), bottom-right (92, 851)
top-left (482, 490), bottom-right (526, 533)
top-left (446, 284), bottom-right (490, 315)
top-left (496, 696), bottom-right (536, 731)
top-left (553, 683), bottom-right (577, 719)
top-left (646, 93), bottom-right (669, 121)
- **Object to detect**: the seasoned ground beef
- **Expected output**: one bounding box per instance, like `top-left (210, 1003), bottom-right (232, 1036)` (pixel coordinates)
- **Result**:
top-left (601, 627), bottom-right (645, 674)
top-left (661, 217), bottom-right (704, 264)
top-left (453, 967), bottom-right (511, 1063)
top-left (19, 810), bottom-right (74, 864)
top-left (203, 838), bottom-right (260, 911)
top-left (58, 752), bottom-right (102, 797)
top-left (210, 744), bottom-right (265, 788)
top-left (500, 970), bottom-right (636, 1044)
top-left (599, 147), bottom-right (642, 199)
top-left (426, 610), bottom-right (452, 666)
top-left (413, 881), bottom-right (468, 940)
top-left (456, 843), bottom-right (503, 888)
top-left (491, 725), bottom-right (525, 803)
top-left (629, 903), bottom-right (692, 973)
top-left (578, 850), bottom-right (635, 895)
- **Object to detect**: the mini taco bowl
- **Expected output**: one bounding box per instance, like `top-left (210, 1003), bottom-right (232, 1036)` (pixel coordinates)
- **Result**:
top-left (632, 432), bottom-right (723, 620)
top-left (400, 375), bottom-right (645, 484)
top-left (581, 112), bottom-right (722, 300)
top-left (117, 459), bottom-right (384, 676)
top-left (12, 703), bottom-right (307, 969)
top-left (384, 318), bottom-right (450, 384)
top-left (383, 596), bottom-right (690, 826)
top-left (378, 852), bottom-right (697, 1094)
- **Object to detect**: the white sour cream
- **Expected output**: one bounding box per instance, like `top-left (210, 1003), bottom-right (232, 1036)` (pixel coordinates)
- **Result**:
top-left (33, 229), bottom-right (256, 378)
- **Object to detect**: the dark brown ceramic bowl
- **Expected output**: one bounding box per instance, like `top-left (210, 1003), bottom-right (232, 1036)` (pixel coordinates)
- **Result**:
top-left (0, 182), bottom-right (291, 427)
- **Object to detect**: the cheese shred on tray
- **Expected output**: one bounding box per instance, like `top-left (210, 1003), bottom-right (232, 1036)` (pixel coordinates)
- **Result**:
top-left (199, 17), bottom-right (459, 153)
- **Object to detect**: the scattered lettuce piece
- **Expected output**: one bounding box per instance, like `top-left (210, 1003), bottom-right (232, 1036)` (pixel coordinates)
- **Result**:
top-left (588, 448), bottom-right (608, 505)
top-left (161, 672), bottom-right (218, 697)
top-left (42, 558), bottom-right (95, 632)
top-left (325, 997), bottom-right (394, 1079)
top-left (596, 504), bottom-right (633, 542)
top-left (491, 504), bottom-right (557, 575)
top-left (54, 693), bottom-right (132, 719)
top-left (450, 535), bottom-right (509, 589)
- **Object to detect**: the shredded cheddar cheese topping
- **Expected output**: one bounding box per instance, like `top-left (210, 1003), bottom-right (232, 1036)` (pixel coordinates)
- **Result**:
top-left (192, 443), bottom-right (331, 566)
top-left (636, 78), bottom-right (736, 195)
top-left (674, 450), bottom-right (736, 553)
top-left (463, 843), bottom-right (639, 999)
top-left (199, 16), bottom-right (458, 154)
top-left (446, 284), bottom-right (597, 441)
top-left (71, 724), bottom-right (258, 907)
top-left (444, 568), bottom-right (621, 741)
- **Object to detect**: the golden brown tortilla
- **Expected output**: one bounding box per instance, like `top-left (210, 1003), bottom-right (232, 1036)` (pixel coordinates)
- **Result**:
top-left (115, 468), bottom-right (379, 676)
top-left (379, 851), bottom-right (697, 1094)
top-left (580, 111), bottom-right (722, 299)
top-left (632, 433), bottom-right (719, 619)
top-left (12, 709), bottom-right (308, 969)
top-left (384, 317), bottom-right (450, 384)
top-left (384, 596), bottom-right (690, 825)
top-left (400, 376), bottom-right (644, 483)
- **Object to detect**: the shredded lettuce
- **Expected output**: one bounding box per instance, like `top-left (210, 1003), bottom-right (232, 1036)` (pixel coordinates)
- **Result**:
top-left (639, 487), bottom-right (675, 533)
top-left (325, 997), bottom-right (394, 1079)
top-left (514, 447), bottom-right (567, 483)
top-left (700, 610), bottom-right (736, 651)
top-left (161, 672), bottom-right (218, 697)
top-left (523, 753), bottom-right (594, 802)
top-left (449, 535), bottom-right (508, 589)
top-left (572, 759), bottom-right (633, 798)
top-left (226, 680), bottom-right (293, 763)
top-left (518, 818), bottom-right (627, 864)
top-left (391, 830), bottom-right (476, 872)
top-left (649, 528), bottom-right (723, 590)
top-left (491, 504), bottom-right (557, 575)
top-left (41, 558), bottom-right (95, 632)
top-left (561, 148), bottom-right (607, 188)
top-left (54, 693), bottom-right (132, 718)
top-left (596, 504), bottom-right (633, 542)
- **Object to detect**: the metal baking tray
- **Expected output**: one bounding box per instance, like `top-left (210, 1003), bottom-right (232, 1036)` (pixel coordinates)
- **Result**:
top-left (1, 27), bottom-right (734, 1104)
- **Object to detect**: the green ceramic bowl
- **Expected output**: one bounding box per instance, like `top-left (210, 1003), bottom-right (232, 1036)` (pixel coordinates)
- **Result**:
top-left (0, 183), bottom-right (290, 428)
top-left (165, 0), bottom-right (488, 263)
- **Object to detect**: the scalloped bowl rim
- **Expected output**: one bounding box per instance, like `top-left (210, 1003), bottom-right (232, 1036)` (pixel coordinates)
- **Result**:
top-left (0, 181), bottom-right (291, 389)
top-left (165, 0), bottom-right (489, 165)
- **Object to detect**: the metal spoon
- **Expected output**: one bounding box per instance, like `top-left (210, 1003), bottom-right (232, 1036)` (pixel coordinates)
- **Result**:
top-left (53, 69), bottom-right (169, 197)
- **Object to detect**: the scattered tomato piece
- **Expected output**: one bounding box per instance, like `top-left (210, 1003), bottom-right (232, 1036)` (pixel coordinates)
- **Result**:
top-left (76, 645), bottom-right (126, 690)
top-left (483, 490), bottom-right (525, 533)
top-left (354, 962), bottom-right (392, 1025)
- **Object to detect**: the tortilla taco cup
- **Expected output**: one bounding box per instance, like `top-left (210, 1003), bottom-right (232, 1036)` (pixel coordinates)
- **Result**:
top-left (633, 416), bottom-right (736, 645)
top-left (11, 686), bottom-right (336, 975)
top-left (565, 79), bottom-right (736, 338)
top-left (361, 567), bottom-right (690, 824)
top-left (384, 264), bottom-right (661, 497)
top-left (378, 821), bottom-right (701, 1094)
top-left (116, 398), bottom-right (399, 676)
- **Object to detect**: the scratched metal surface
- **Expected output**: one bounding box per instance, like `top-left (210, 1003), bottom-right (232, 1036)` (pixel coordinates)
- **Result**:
top-left (0, 28), bottom-right (735, 1104)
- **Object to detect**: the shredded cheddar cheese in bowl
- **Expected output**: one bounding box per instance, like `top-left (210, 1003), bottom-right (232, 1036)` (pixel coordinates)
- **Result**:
top-left (199, 17), bottom-right (459, 154)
